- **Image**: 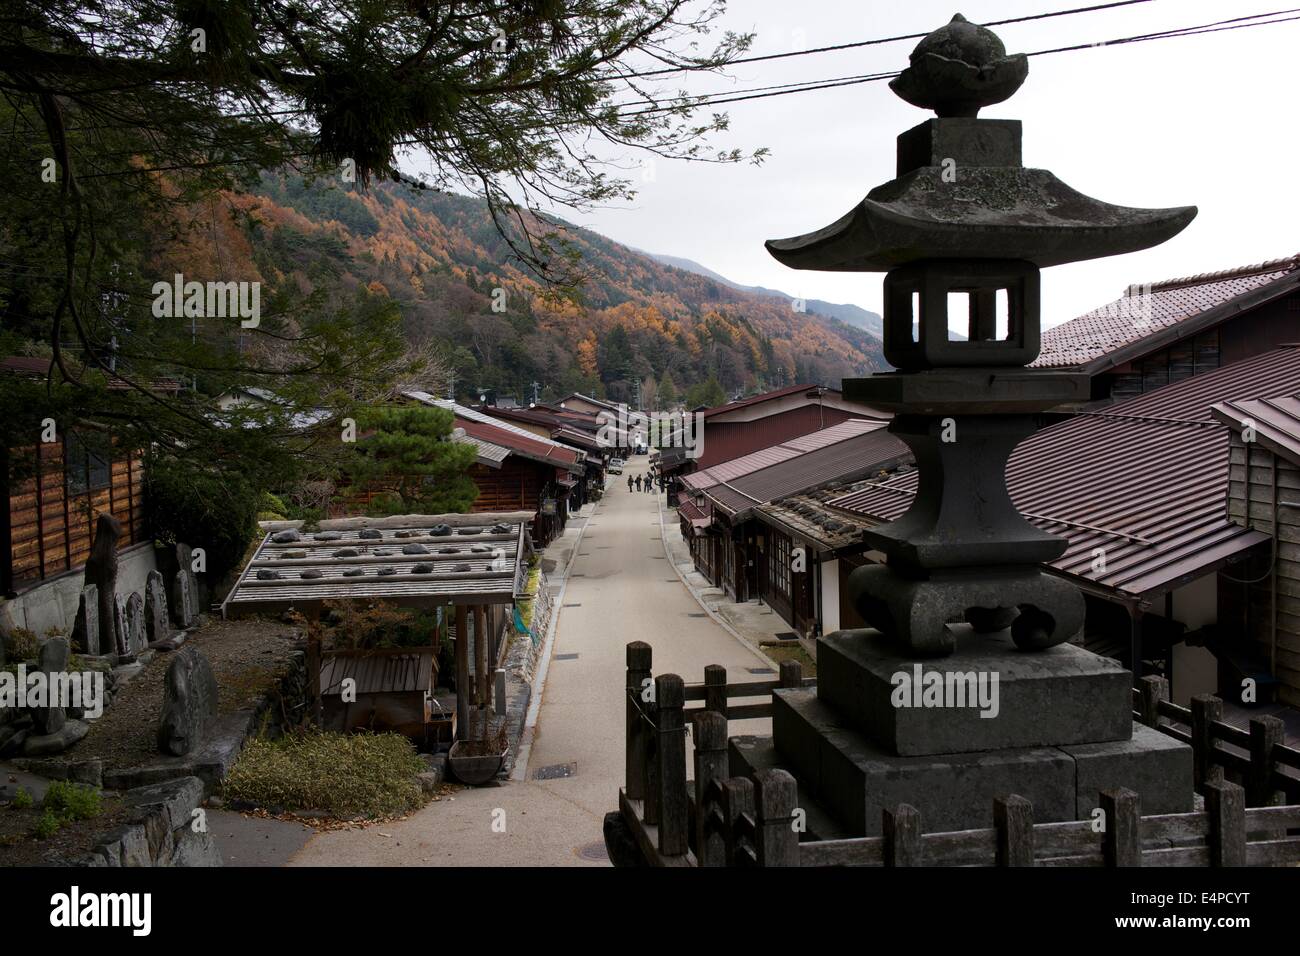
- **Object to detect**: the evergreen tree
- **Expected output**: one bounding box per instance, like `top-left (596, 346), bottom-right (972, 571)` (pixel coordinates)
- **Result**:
top-left (343, 405), bottom-right (479, 515)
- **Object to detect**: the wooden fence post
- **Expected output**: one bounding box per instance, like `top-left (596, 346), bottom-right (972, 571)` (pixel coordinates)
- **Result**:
top-left (1247, 716), bottom-right (1285, 808)
top-left (625, 642), bottom-right (652, 800)
top-left (655, 673), bottom-right (688, 857)
top-left (704, 664), bottom-right (727, 715)
top-left (779, 659), bottom-right (802, 689)
top-left (1190, 694), bottom-right (1224, 793)
top-left (993, 795), bottom-right (1035, 866)
top-left (454, 605), bottom-right (469, 741)
top-left (692, 712), bottom-right (728, 867)
top-left (719, 777), bottom-right (755, 866)
top-left (1101, 788), bottom-right (1141, 867)
top-left (1204, 779), bottom-right (1246, 867)
top-left (1138, 674), bottom-right (1168, 728)
top-left (754, 769), bottom-right (799, 867)
top-left (883, 804), bottom-right (922, 867)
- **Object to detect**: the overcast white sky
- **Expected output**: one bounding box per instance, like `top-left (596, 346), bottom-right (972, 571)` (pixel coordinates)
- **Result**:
top-left (526, 0), bottom-right (1300, 328)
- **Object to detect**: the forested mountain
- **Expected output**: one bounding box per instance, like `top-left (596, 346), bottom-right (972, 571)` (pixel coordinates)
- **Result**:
top-left (649, 254), bottom-right (885, 338)
top-left (245, 173), bottom-right (888, 404)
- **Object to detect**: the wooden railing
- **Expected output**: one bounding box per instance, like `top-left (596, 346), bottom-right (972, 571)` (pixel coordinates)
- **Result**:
top-left (1131, 675), bottom-right (1300, 805)
top-left (617, 642), bottom-right (1300, 867)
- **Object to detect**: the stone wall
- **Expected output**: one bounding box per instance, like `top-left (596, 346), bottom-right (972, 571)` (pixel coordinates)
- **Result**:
top-left (83, 776), bottom-right (221, 867)
top-left (0, 541), bottom-right (158, 638)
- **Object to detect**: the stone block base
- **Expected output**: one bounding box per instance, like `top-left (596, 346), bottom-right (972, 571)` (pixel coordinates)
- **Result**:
top-left (764, 687), bottom-right (1192, 836)
top-left (817, 627), bottom-right (1132, 755)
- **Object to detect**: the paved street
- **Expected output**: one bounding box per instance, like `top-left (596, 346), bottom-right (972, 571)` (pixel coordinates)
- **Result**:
top-left (288, 459), bottom-right (774, 866)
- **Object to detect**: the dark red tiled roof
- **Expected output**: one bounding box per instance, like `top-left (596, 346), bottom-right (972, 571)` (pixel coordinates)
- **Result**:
top-left (1033, 254), bottom-right (1300, 371)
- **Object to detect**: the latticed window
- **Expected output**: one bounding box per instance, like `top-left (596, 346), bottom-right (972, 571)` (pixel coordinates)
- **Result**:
top-left (770, 532), bottom-right (792, 601)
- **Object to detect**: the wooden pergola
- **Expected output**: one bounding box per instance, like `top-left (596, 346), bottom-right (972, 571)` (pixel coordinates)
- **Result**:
top-left (223, 512), bottom-right (533, 741)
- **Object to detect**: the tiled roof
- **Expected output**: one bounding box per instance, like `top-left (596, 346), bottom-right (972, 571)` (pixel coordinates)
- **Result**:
top-left (825, 347), bottom-right (1300, 600)
top-left (1032, 254), bottom-right (1300, 370)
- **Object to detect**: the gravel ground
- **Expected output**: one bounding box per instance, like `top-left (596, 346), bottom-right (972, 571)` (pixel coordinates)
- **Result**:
top-left (0, 791), bottom-right (127, 866)
top-left (73, 617), bottom-right (303, 773)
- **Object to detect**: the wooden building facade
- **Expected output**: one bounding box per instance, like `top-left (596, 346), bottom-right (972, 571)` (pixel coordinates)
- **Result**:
top-left (1213, 394), bottom-right (1300, 708)
top-left (2, 432), bottom-right (147, 595)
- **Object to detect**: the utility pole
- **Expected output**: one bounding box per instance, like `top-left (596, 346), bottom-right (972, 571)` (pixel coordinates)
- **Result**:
top-left (531, 380), bottom-right (540, 405)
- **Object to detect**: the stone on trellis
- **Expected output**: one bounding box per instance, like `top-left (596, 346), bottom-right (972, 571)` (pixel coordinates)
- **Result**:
top-left (145, 570), bottom-right (172, 644)
top-left (157, 646), bottom-right (218, 756)
top-left (71, 584), bottom-right (101, 656)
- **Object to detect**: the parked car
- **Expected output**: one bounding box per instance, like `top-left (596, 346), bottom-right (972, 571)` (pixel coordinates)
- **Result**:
top-left (607, 458), bottom-right (624, 474)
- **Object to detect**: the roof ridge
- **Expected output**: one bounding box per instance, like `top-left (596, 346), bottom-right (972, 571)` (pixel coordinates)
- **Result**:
top-left (1134, 253), bottom-right (1300, 294)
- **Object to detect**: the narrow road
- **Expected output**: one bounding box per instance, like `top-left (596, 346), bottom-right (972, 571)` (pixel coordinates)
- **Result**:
top-left (288, 458), bottom-right (773, 866)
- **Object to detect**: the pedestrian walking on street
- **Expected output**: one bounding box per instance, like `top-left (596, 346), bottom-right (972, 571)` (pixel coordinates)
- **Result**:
top-left (627, 474), bottom-right (633, 492)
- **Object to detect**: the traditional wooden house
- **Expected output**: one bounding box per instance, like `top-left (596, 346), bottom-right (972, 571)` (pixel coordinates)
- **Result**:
top-left (1211, 392), bottom-right (1300, 708)
top-left (1, 357), bottom-right (178, 633)
top-left (403, 394), bottom-right (585, 547)
top-left (679, 419), bottom-right (907, 621)
top-left (783, 346), bottom-right (1300, 709)
top-left (476, 403), bottom-right (611, 504)
top-left (1033, 254), bottom-right (1300, 408)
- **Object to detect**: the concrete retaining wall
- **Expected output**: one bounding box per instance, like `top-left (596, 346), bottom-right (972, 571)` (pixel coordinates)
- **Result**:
top-left (0, 542), bottom-right (159, 638)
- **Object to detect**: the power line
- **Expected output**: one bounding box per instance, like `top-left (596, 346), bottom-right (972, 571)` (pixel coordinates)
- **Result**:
top-left (622, 0), bottom-right (1160, 77)
top-left (619, 6), bottom-right (1300, 116)
top-left (42, 5), bottom-right (1300, 179)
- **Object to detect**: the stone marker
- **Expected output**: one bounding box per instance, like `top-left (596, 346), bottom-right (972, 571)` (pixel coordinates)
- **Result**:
top-left (31, 636), bottom-right (70, 735)
top-left (125, 592), bottom-right (146, 654)
top-left (112, 592), bottom-right (129, 657)
top-left (83, 514), bottom-right (121, 656)
top-left (145, 571), bottom-right (171, 644)
top-left (72, 584), bottom-right (100, 655)
top-left (172, 564), bottom-right (197, 628)
top-left (157, 646), bottom-right (219, 756)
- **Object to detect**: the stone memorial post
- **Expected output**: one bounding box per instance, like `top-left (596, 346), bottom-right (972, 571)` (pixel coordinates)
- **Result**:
top-left (83, 513), bottom-right (121, 655)
top-left (145, 570), bottom-right (172, 644)
top-left (749, 14), bottom-right (1197, 834)
top-left (71, 584), bottom-right (100, 656)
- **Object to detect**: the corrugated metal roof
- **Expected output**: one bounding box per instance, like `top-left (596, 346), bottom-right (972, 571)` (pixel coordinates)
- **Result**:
top-left (1033, 255), bottom-right (1300, 370)
top-left (457, 432), bottom-right (511, 468)
top-left (706, 426), bottom-right (908, 520)
top-left (320, 650), bottom-right (434, 697)
top-left (405, 392), bottom-right (584, 473)
top-left (681, 418), bottom-right (883, 493)
top-left (698, 383), bottom-right (839, 419)
top-left (827, 346), bottom-right (1300, 600)
top-left (1211, 393), bottom-right (1300, 465)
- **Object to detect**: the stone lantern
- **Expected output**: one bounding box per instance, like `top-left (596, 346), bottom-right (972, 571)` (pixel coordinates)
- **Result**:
top-left (767, 13), bottom-right (1195, 657)
top-left (744, 14), bottom-right (1196, 836)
